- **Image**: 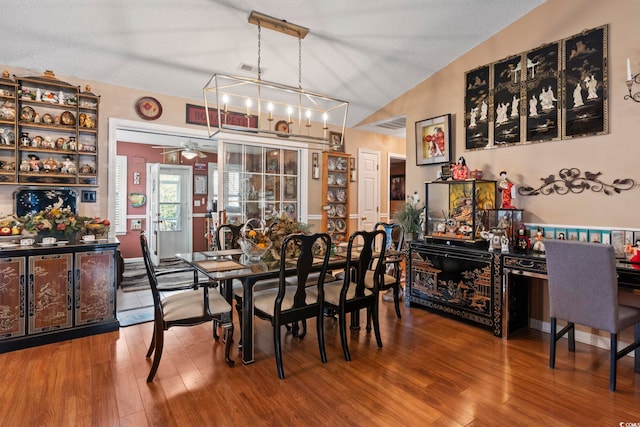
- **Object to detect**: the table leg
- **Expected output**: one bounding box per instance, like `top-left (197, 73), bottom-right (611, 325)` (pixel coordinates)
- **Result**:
top-left (242, 277), bottom-right (255, 364)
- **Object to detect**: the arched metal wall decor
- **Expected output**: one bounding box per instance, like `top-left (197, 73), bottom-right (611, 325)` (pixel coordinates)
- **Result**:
top-left (518, 168), bottom-right (636, 196)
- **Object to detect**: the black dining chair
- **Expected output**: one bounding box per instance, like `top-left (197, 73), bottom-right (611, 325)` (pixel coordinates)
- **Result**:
top-left (216, 223), bottom-right (245, 251)
top-left (371, 221), bottom-right (405, 318)
top-left (545, 239), bottom-right (640, 391)
top-left (140, 232), bottom-right (234, 382)
top-left (252, 232), bottom-right (332, 379)
top-left (312, 229), bottom-right (387, 361)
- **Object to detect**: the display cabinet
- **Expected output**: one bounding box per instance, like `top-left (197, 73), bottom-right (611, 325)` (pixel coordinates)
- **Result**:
top-left (14, 71), bottom-right (99, 186)
top-left (222, 143), bottom-right (299, 224)
top-left (408, 240), bottom-right (502, 336)
top-left (484, 209), bottom-right (524, 248)
top-left (322, 151), bottom-right (350, 243)
top-left (0, 71), bottom-right (18, 184)
top-left (424, 179), bottom-right (496, 243)
top-left (0, 239), bottom-right (119, 353)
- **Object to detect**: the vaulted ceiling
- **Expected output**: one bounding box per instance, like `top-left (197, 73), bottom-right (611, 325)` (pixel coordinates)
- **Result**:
top-left (2, 1), bottom-right (546, 136)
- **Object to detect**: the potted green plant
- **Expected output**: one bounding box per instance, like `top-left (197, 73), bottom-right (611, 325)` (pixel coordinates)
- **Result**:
top-left (391, 202), bottom-right (423, 241)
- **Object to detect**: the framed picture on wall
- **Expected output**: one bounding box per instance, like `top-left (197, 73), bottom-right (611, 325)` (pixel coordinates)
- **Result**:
top-left (415, 113), bottom-right (451, 165)
top-left (390, 175), bottom-right (405, 200)
top-left (492, 54), bottom-right (522, 146)
top-left (464, 65), bottom-right (490, 150)
top-left (194, 175), bottom-right (207, 195)
top-left (329, 131), bottom-right (344, 152)
top-left (525, 42), bottom-right (560, 142)
top-left (562, 25), bottom-right (608, 139)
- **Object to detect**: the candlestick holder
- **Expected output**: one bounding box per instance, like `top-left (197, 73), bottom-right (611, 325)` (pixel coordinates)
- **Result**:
top-left (625, 73), bottom-right (640, 103)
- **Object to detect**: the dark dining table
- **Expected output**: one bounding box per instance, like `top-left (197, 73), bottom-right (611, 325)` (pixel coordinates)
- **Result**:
top-left (176, 249), bottom-right (349, 364)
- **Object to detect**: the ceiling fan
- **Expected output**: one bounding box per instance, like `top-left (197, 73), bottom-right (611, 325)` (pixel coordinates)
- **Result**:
top-left (152, 141), bottom-right (207, 160)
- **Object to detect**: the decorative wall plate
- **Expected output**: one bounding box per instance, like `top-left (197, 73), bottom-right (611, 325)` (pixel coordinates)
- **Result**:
top-left (135, 96), bottom-right (162, 121)
top-left (20, 106), bottom-right (35, 122)
top-left (128, 192), bottom-right (147, 207)
top-left (275, 120), bottom-right (290, 137)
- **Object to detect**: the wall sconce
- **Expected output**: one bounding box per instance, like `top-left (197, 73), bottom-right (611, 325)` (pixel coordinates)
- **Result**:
top-left (312, 152), bottom-right (320, 180)
top-left (350, 157), bottom-right (356, 182)
top-left (625, 58), bottom-right (640, 102)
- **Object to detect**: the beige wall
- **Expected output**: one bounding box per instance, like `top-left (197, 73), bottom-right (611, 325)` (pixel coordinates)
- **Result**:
top-left (362, 0), bottom-right (640, 229)
top-left (0, 66), bottom-right (405, 226)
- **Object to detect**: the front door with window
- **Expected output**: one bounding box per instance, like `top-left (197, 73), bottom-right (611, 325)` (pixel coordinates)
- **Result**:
top-left (147, 163), bottom-right (193, 265)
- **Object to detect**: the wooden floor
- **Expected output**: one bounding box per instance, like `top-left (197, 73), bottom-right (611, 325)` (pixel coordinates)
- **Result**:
top-left (1, 300), bottom-right (639, 427)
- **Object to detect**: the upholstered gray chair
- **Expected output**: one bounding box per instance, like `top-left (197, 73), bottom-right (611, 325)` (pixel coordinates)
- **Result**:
top-left (545, 239), bottom-right (640, 391)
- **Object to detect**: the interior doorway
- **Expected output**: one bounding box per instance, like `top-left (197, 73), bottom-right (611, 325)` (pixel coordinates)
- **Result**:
top-left (388, 153), bottom-right (406, 221)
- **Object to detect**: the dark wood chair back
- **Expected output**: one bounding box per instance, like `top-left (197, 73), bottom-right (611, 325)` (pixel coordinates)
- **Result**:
top-left (216, 223), bottom-right (244, 250)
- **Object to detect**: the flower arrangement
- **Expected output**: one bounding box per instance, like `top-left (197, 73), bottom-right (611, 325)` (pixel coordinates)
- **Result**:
top-left (264, 213), bottom-right (311, 260)
top-left (20, 206), bottom-right (89, 236)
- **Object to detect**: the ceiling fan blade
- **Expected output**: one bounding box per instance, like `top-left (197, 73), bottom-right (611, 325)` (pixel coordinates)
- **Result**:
top-left (197, 151), bottom-right (207, 158)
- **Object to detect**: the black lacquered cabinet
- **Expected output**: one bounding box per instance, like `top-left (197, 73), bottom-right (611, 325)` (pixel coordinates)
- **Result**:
top-left (408, 240), bottom-right (503, 336)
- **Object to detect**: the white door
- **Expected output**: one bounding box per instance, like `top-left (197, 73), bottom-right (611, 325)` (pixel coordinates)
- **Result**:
top-left (358, 149), bottom-right (380, 231)
top-left (146, 163), bottom-right (193, 265)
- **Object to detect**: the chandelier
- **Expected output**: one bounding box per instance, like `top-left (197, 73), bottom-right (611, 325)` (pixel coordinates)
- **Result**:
top-left (203, 11), bottom-right (349, 146)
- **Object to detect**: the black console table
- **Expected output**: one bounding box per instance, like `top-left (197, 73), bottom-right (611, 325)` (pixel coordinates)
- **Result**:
top-left (409, 240), bottom-right (640, 339)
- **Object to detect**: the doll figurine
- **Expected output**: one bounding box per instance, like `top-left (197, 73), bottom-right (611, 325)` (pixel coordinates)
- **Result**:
top-left (532, 228), bottom-right (545, 253)
top-left (451, 156), bottom-right (468, 180)
top-left (516, 224), bottom-right (530, 252)
top-left (498, 169), bottom-right (517, 209)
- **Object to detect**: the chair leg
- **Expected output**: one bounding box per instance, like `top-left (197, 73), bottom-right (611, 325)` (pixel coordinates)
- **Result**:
top-left (146, 323), bottom-right (156, 358)
top-left (222, 320), bottom-right (235, 367)
top-left (372, 302), bottom-right (383, 348)
top-left (147, 326), bottom-right (164, 382)
top-left (633, 323), bottom-right (640, 373)
top-left (317, 311), bottom-right (327, 364)
top-left (610, 333), bottom-right (618, 392)
top-left (568, 322), bottom-right (575, 353)
top-left (549, 317), bottom-right (557, 369)
top-left (339, 307), bottom-right (351, 362)
top-left (213, 320), bottom-right (220, 340)
top-left (365, 307), bottom-right (372, 332)
top-left (234, 296), bottom-right (243, 348)
top-left (274, 320), bottom-right (285, 379)
top-left (393, 285), bottom-right (402, 319)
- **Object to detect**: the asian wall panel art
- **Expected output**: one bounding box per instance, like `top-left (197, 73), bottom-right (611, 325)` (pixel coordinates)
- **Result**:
top-left (465, 25), bottom-right (607, 151)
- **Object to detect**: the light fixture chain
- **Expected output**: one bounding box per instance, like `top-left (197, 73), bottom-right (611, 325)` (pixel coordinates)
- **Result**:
top-left (257, 23), bottom-right (262, 81)
top-left (298, 35), bottom-right (302, 90)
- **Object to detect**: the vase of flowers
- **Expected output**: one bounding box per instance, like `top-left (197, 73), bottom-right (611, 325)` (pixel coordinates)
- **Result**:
top-left (20, 206), bottom-right (89, 241)
top-left (264, 213), bottom-right (311, 260)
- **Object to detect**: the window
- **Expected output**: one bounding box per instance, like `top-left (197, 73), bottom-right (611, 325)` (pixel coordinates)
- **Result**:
top-left (114, 155), bottom-right (127, 234)
top-left (222, 143), bottom-right (300, 224)
top-left (159, 173), bottom-right (182, 231)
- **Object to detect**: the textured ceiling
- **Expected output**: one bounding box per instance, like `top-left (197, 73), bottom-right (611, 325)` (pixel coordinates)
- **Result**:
top-left (2, 0), bottom-right (545, 134)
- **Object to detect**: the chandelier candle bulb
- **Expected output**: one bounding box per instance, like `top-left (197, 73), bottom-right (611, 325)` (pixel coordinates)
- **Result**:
top-left (267, 102), bottom-right (274, 120)
top-left (245, 98), bottom-right (252, 116)
top-left (222, 94), bottom-right (229, 113)
top-left (628, 58), bottom-right (633, 81)
top-left (287, 106), bottom-right (293, 124)
top-left (306, 109), bottom-right (311, 127)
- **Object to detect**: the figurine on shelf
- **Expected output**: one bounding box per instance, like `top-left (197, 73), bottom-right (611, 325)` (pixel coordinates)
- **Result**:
top-left (516, 224), bottom-right (530, 252)
top-left (61, 156), bottom-right (75, 174)
top-left (42, 157), bottom-right (58, 172)
top-left (28, 154), bottom-right (40, 172)
top-left (451, 156), bottom-right (468, 180)
top-left (498, 169), bottom-right (517, 208)
top-left (532, 227), bottom-right (545, 253)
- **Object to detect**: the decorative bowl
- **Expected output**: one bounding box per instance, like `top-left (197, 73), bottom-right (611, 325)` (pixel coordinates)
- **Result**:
top-left (239, 218), bottom-right (272, 261)
top-left (239, 237), bottom-right (272, 261)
